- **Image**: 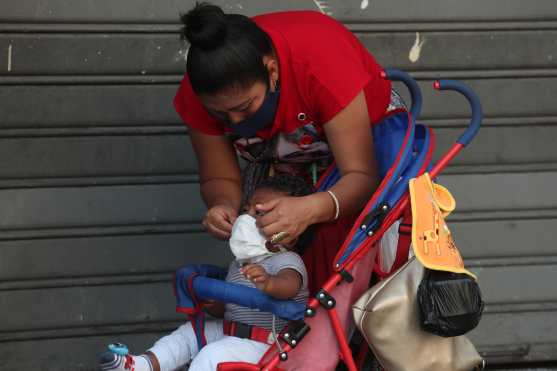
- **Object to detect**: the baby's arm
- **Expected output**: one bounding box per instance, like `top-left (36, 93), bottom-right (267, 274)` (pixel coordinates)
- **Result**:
top-left (202, 300), bottom-right (225, 318)
top-left (241, 264), bottom-right (302, 300)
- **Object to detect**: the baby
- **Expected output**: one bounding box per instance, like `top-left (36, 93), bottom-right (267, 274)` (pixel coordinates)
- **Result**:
top-left (100, 174), bottom-right (311, 371)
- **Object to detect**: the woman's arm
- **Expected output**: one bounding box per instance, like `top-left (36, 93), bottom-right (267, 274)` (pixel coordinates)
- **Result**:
top-left (190, 128), bottom-right (243, 239)
top-left (309, 90), bottom-right (379, 223)
top-left (256, 90), bottom-right (379, 243)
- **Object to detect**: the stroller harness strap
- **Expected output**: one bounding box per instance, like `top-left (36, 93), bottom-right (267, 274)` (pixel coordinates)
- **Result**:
top-left (223, 320), bottom-right (279, 345)
top-left (409, 173), bottom-right (476, 278)
top-left (174, 264), bottom-right (229, 350)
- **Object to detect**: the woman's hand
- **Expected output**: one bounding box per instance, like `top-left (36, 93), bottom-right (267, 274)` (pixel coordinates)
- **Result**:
top-left (255, 196), bottom-right (317, 245)
top-left (202, 205), bottom-right (238, 240)
top-left (190, 129), bottom-right (243, 240)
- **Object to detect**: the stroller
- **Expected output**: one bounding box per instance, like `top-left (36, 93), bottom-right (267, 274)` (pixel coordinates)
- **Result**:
top-left (172, 69), bottom-right (483, 371)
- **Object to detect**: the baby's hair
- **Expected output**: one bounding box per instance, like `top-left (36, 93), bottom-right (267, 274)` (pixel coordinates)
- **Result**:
top-left (254, 174), bottom-right (314, 253)
top-left (255, 174), bottom-right (312, 198)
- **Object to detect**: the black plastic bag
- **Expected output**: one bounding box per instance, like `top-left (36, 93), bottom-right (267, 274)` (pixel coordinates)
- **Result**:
top-left (417, 268), bottom-right (484, 337)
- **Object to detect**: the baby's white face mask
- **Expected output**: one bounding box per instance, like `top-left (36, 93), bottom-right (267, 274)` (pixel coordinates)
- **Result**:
top-left (229, 214), bottom-right (278, 263)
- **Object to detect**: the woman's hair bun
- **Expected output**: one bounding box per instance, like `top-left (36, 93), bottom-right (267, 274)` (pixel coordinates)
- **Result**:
top-left (181, 2), bottom-right (227, 50)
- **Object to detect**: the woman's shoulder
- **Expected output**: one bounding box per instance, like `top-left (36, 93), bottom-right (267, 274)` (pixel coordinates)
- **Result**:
top-left (255, 12), bottom-right (389, 125)
top-left (254, 10), bottom-right (340, 29)
top-left (255, 11), bottom-right (378, 92)
top-left (255, 11), bottom-right (356, 57)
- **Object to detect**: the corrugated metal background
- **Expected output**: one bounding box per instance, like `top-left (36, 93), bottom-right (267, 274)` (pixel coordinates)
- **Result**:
top-left (0, 1), bottom-right (555, 370)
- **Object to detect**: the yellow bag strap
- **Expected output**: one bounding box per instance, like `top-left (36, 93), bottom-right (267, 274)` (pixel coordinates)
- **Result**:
top-left (409, 173), bottom-right (476, 279)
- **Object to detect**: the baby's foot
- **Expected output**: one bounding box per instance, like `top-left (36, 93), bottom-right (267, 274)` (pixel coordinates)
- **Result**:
top-left (99, 351), bottom-right (153, 371)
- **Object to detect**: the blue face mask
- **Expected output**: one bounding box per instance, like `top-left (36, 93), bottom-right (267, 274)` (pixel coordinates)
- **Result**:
top-left (230, 86), bottom-right (280, 138)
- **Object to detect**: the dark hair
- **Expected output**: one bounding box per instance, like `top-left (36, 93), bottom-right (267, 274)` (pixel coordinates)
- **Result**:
top-left (255, 174), bottom-right (312, 198)
top-left (255, 174), bottom-right (315, 254)
top-left (180, 2), bottom-right (273, 95)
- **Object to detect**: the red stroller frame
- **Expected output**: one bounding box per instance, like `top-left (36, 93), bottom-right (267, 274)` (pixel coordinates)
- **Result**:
top-left (181, 69), bottom-right (482, 371)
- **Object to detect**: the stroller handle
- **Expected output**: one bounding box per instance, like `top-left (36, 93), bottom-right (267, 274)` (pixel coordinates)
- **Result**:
top-left (382, 68), bottom-right (422, 121)
top-left (434, 79), bottom-right (483, 147)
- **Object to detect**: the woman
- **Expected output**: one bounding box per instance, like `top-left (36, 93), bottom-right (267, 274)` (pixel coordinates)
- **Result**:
top-left (175, 3), bottom-right (405, 295)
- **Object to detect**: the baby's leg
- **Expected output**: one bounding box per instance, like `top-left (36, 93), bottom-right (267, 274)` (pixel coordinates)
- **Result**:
top-left (99, 320), bottom-right (224, 371)
top-left (188, 336), bottom-right (270, 370)
top-left (149, 320), bottom-right (224, 370)
top-left (99, 352), bottom-right (152, 371)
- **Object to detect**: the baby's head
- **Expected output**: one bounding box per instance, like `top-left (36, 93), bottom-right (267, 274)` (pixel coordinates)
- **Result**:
top-left (229, 174), bottom-right (312, 262)
top-left (243, 174), bottom-right (313, 252)
top-left (243, 174), bottom-right (312, 217)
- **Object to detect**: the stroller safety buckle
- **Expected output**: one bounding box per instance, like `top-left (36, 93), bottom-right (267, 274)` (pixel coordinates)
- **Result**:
top-left (316, 289), bottom-right (336, 309)
top-left (282, 321), bottom-right (311, 348)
